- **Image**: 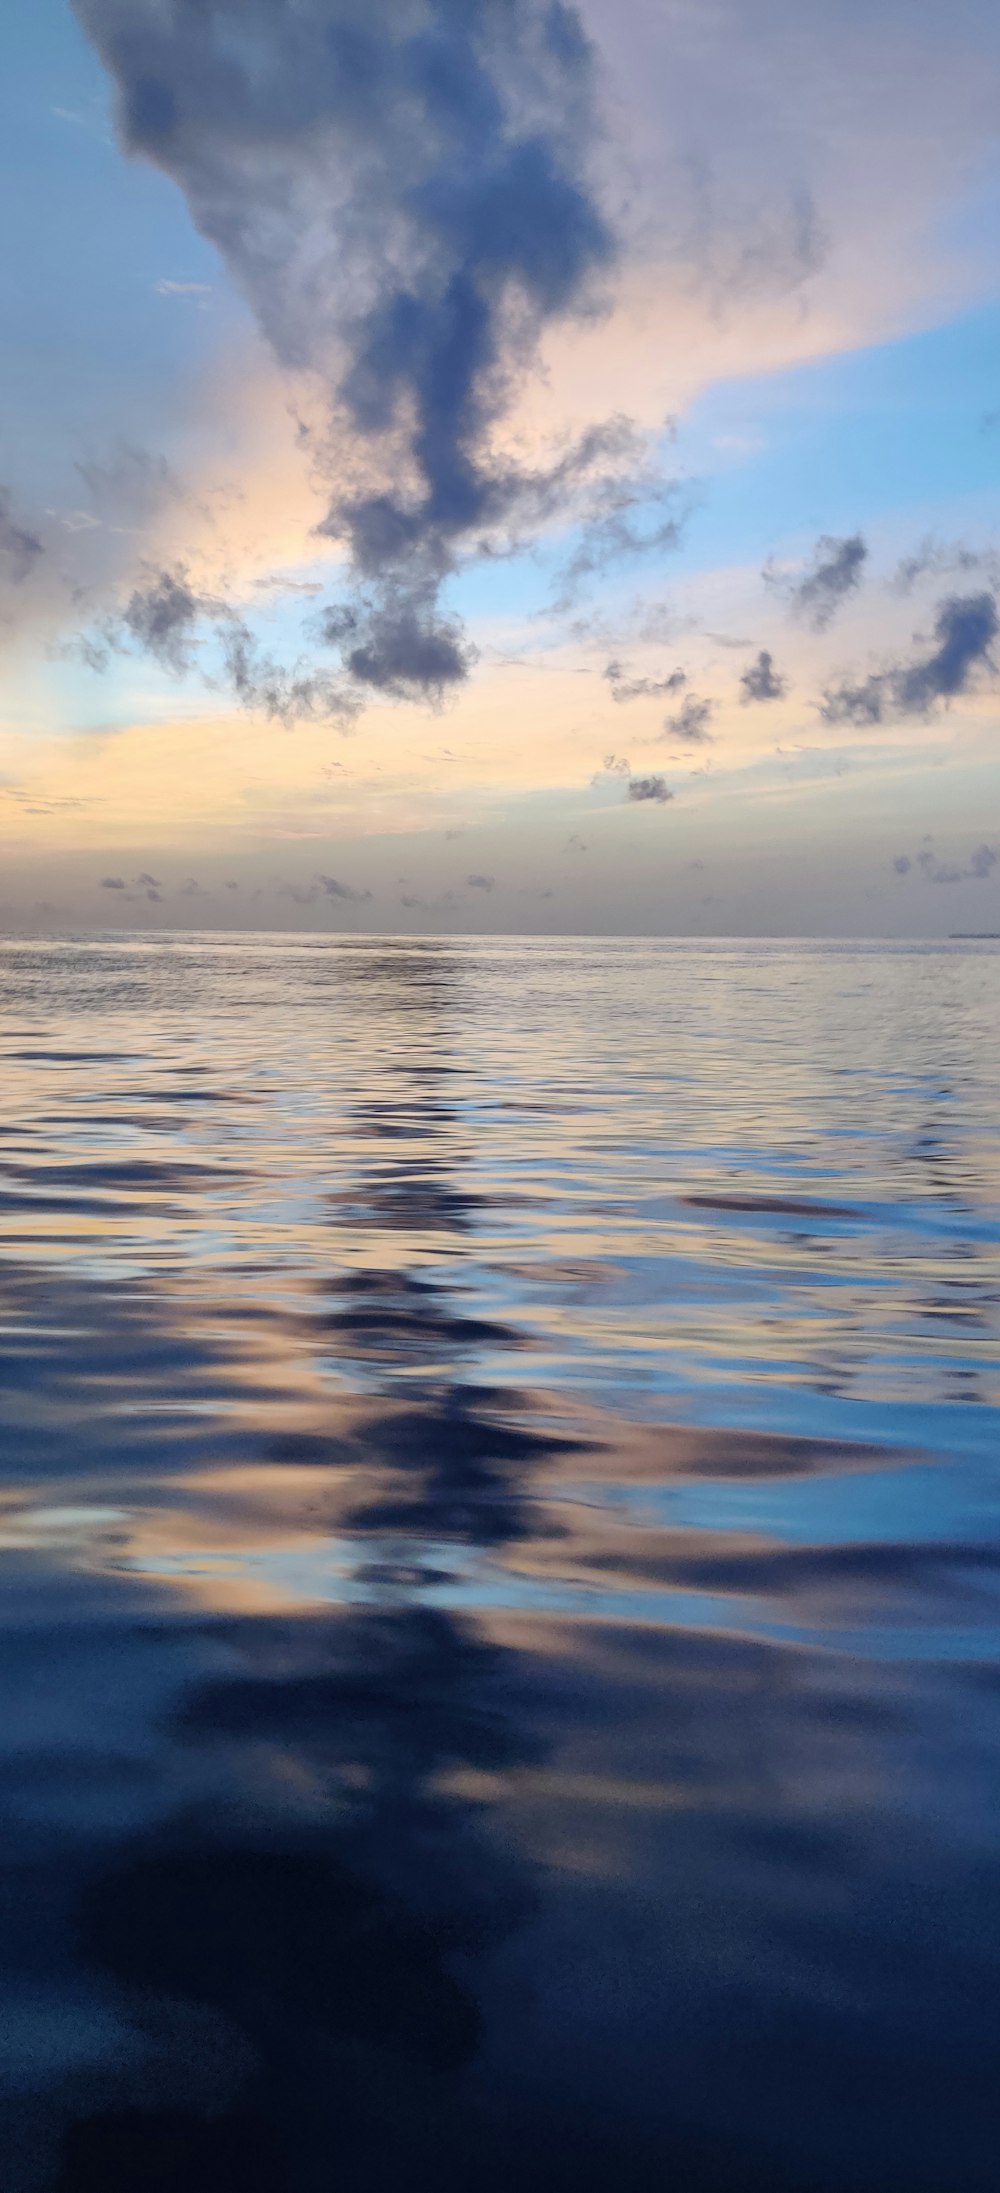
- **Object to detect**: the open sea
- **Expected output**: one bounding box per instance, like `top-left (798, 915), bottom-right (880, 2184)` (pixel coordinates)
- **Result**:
top-left (1, 932), bottom-right (999, 2193)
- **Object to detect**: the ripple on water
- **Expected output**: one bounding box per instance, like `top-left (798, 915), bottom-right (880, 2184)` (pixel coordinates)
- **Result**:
top-left (0, 933), bottom-right (999, 2193)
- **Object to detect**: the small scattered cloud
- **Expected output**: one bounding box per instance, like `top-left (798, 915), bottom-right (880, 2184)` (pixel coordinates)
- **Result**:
top-left (768, 533), bottom-right (867, 630)
top-left (99, 875), bottom-right (125, 890)
top-left (318, 873), bottom-right (372, 903)
top-left (893, 841), bottom-right (998, 884)
top-left (49, 508), bottom-right (102, 534)
top-left (155, 279), bottom-right (212, 297)
top-left (122, 565), bottom-right (204, 673)
top-left (84, 562), bottom-right (361, 726)
top-left (64, 631), bottom-right (116, 674)
top-left (399, 890), bottom-right (458, 913)
top-left (894, 593), bottom-right (998, 713)
top-left (465, 873), bottom-right (495, 892)
top-left (819, 674), bottom-right (886, 726)
top-left (50, 102), bottom-right (109, 142)
top-left (627, 774), bottom-right (673, 803)
top-left (1, 786), bottom-right (94, 814)
top-left (662, 693), bottom-right (713, 744)
top-left (822, 591), bottom-right (998, 723)
top-left (252, 576), bottom-right (324, 595)
top-left (740, 648), bottom-right (786, 703)
top-left (604, 659), bottom-right (686, 703)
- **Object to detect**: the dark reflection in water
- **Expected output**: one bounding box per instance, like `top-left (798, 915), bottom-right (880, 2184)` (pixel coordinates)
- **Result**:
top-left (1, 935), bottom-right (1000, 2191)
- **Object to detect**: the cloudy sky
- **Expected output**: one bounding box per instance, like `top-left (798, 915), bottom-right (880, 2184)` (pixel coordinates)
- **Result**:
top-left (1, 0), bottom-right (999, 934)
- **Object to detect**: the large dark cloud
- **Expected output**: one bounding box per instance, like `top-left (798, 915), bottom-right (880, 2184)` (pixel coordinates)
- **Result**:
top-left (769, 532), bottom-right (867, 631)
top-left (321, 587), bottom-right (475, 703)
top-left (74, 0), bottom-right (617, 703)
top-left (822, 591), bottom-right (998, 724)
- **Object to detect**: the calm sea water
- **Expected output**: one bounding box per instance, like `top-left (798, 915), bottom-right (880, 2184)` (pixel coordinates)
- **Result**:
top-left (2, 934), bottom-right (1000, 2192)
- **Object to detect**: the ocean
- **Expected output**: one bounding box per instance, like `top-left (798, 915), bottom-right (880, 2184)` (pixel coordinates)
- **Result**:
top-left (1, 933), bottom-right (999, 2191)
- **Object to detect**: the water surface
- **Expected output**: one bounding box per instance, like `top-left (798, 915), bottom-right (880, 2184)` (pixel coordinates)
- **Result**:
top-left (1, 934), bottom-right (999, 2191)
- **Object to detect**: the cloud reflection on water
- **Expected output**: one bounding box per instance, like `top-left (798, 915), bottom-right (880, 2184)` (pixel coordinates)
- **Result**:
top-left (0, 937), bottom-right (998, 2189)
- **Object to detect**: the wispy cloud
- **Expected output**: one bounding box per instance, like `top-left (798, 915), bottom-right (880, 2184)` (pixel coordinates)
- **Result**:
top-left (318, 873), bottom-right (372, 903)
top-left (768, 533), bottom-right (867, 631)
top-left (604, 659), bottom-right (686, 703)
top-left (0, 490), bottom-right (44, 587)
top-left (890, 537), bottom-right (996, 595)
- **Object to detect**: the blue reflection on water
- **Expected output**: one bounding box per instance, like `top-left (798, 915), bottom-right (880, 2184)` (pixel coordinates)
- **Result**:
top-left (1, 934), bottom-right (999, 2192)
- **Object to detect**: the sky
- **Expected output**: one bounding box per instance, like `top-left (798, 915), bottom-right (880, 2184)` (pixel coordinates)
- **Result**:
top-left (0, 0), bottom-right (998, 936)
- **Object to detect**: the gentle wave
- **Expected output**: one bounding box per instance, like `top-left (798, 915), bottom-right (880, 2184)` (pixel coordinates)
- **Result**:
top-left (1, 934), bottom-right (999, 2191)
